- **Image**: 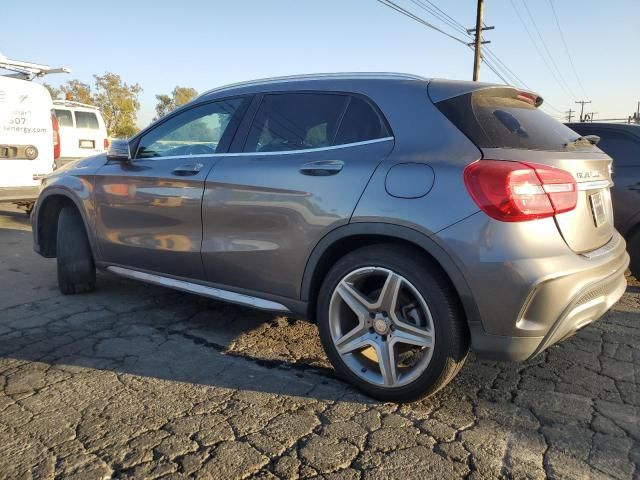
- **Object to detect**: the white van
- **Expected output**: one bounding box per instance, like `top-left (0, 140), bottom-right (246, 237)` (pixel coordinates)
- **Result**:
top-left (0, 57), bottom-right (69, 208)
top-left (0, 76), bottom-right (59, 189)
top-left (53, 100), bottom-right (108, 169)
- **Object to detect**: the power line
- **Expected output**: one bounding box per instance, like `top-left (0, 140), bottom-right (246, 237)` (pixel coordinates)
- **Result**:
top-left (508, 0), bottom-right (573, 100)
top-left (520, 0), bottom-right (577, 99)
top-left (547, 0), bottom-right (588, 98)
top-left (408, 0), bottom-right (470, 36)
top-left (374, 0), bottom-right (469, 45)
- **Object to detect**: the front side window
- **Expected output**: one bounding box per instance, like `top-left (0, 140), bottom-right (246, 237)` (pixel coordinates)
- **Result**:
top-left (75, 111), bottom-right (99, 129)
top-left (54, 109), bottom-right (73, 127)
top-left (136, 98), bottom-right (243, 159)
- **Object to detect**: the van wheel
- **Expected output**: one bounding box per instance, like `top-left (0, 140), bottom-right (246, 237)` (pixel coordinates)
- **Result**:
top-left (57, 206), bottom-right (96, 294)
top-left (627, 229), bottom-right (640, 279)
top-left (316, 244), bottom-right (469, 402)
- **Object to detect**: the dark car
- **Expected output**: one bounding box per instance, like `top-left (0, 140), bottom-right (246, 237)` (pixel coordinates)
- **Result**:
top-left (567, 122), bottom-right (640, 276)
top-left (31, 74), bottom-right (628, 401)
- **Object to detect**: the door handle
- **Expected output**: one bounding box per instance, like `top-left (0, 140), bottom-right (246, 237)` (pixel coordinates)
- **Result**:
top-left (299, 160), bottom-right (344, 176)
top-left (172, 163), bottom-right (203, 176)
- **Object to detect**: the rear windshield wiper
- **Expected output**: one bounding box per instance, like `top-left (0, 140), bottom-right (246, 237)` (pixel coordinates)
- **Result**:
top-left (565, 135), bottom-right (600, 148)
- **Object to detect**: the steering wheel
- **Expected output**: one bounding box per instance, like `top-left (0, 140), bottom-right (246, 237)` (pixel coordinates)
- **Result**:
top-left (185, 144), bottom-right (216, 155)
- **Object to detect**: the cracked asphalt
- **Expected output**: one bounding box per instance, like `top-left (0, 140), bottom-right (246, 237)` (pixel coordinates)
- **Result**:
top-left (0, 203), bottom-right (638, 479)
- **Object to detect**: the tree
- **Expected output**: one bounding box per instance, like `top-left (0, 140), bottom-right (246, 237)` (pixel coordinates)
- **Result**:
top-left (60, 80), bottom-right (93, 105)
top-left (42, 83), bottom-right (61, 100)
top-left (92, 73), bottom-right (142, 138)
top-left (154, 86), bottom-right (198, 120)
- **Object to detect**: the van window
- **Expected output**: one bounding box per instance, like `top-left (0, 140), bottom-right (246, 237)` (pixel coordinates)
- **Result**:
top-left (244, 93), bottom-right (349, 153)
top-left (54, 109), bottom-right (73, 127)
top-left (75, 111), bottom-right (99, 129)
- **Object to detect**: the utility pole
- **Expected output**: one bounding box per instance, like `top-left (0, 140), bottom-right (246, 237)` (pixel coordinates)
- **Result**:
top-left (468, 0), bottom-right (493, 81)
top-left (575, 100), bottom-right (592, 122)
top-left (565, 109), bottom-right (575, 122)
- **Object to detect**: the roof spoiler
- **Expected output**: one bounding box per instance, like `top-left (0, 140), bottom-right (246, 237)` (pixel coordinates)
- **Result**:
top-left (0, 56), bottom-right (71, 81)
top-left (428, 78), bottom-right (543, 108)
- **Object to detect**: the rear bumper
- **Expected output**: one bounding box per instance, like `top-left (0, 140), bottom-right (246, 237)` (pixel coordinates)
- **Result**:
top-left (435, 213), bottom-right (630, 362)
top-left (54, 157), bottom-right (83, 170)
top-left (470, 247), bottom-right (628, 361)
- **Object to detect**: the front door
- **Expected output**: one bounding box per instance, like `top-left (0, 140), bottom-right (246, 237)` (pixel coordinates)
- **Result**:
top-left (94, 97), bottom-right (249, 279)
top-left (201, 92), bottom-right (394, 298)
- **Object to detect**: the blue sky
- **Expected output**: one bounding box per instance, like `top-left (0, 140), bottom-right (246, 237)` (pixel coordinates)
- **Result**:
top-left (3, 0), bottom-right (638, 126)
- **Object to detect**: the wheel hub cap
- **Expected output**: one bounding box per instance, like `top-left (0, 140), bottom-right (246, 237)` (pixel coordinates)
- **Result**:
top-left (373, 317), bottom-right (390, 335)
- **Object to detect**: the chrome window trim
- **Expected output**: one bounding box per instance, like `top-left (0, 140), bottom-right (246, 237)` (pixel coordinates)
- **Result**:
top-left (107, 266), bottom-right (290, 312)
top-left (580, 234), bottom-right (621, 260)
top-left (133, 136), bottom-right (394, 161)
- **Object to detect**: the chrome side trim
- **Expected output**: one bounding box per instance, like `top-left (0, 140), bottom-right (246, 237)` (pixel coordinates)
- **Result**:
top-left (107, 266), bottom-right (290, 312)
top-left (577, 180), bottom-right (612, 191)
top-left (133, 137), bottom-right (394, 162)
top-left (198, 72), bottom-right (427, 98)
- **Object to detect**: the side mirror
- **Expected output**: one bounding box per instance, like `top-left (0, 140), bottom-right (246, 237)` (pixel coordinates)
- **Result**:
top-left (107, 139), bottom-right (131, 161)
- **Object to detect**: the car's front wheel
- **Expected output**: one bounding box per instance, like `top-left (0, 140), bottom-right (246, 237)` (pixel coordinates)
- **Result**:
top-left (56, 206), bottom-right (96, 294)
top-left (317, 244), bottom-right (469, 402)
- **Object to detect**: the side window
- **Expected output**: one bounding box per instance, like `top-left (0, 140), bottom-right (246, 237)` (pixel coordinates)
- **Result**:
top-left (596, 131), bottom-right (640, 168)
top-left (334, 96), bottom-right (390, 145)
top-left (74, 111), bottom-right (99, 129)
top-left (244, 93), bottom-right (349, 153)
top-left (136, 98), bottom-right (244, 159)
top-left (54, 109), bottom-right (73, 127)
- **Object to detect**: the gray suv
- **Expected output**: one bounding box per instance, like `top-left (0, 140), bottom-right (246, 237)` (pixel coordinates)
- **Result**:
top-left (32, 74), bottom-right (629, 401)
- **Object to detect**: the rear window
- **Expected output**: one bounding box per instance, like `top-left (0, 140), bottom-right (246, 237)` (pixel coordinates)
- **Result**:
top-left (74, 111), bottom-right (99, 129)
top-left (54, 109), bottom-right (73, 127)
top-left (436, 88), bottom-right (595, 152)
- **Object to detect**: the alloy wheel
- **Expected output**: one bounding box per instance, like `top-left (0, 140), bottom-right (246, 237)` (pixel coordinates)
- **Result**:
top-left (328, 266), bottom-right (435, 388)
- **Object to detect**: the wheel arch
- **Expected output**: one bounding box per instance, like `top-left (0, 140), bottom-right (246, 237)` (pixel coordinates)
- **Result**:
top-left (301, 222), bottom-right (480, 326)
top-left (34, 188), bottom-right (96, 259)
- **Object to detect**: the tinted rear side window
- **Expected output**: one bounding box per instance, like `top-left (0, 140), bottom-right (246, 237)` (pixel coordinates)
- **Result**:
top-left (75, 111), bottom-right (99, 129)
top-left (594, 131), bottom-right (640, 168)
top-left (334, 96), bottom-right (389, 145)
top-left (244, 93), bottom-right (349, 153)
top-left (54, 109), bottom-right (73, 127)
top-left (437, 88), bottom-right (595, 152)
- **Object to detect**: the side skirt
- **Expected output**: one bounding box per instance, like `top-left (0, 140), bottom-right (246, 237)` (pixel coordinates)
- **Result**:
top-left (107, 265), bottom-right (291, 313)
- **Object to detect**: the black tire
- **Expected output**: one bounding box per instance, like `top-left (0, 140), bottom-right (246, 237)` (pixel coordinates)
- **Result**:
top-left (627, 229), bottom-right (640, 279)
top-left (317, 244), bottom-right (469, 402)
top-left (56, 206), bottom-right (96, 294)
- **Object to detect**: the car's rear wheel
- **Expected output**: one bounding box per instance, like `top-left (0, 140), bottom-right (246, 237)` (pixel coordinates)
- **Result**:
top-left (317, 244), bottom-right (469, 402)
top-left (57, 206), bottom-right (96, 294)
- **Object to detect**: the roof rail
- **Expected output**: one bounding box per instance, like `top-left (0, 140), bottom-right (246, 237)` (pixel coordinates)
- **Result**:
top-left (53, 99), bottom-right (98, 109)
top-left (0, 56), bottom-right (71, 81)
top-left (198, 72), bottom-right (427, 98)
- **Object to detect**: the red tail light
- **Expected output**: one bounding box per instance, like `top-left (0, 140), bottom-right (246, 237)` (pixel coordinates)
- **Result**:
top-left (464, 160), bottom-right (577, 222)
top-left (104, 138), bottom-right (109, 150)
top-left (51, 113), bottom-right (60, 160)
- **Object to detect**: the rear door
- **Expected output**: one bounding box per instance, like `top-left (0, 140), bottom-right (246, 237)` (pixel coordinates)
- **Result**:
top-left (201, 92), bottom-right (394, 298)
top-left (73, 110), bottom-right (105, 157)
top-left (434, 85), bottom-right (614, 253)
top-left (93, 97), bottom-right (250, 279)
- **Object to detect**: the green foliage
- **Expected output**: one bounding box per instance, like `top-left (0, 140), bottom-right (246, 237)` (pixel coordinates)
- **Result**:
top-left (154, 86), bottom-right (198, 120)
top-left (44, 74), bottom-right (142, 138)
top-left (60, 80), bottom-right (93, 105)
top-left (42, 83), bottom-right (61, 100)
top-left (92, 73), bottom-right (143, 138)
